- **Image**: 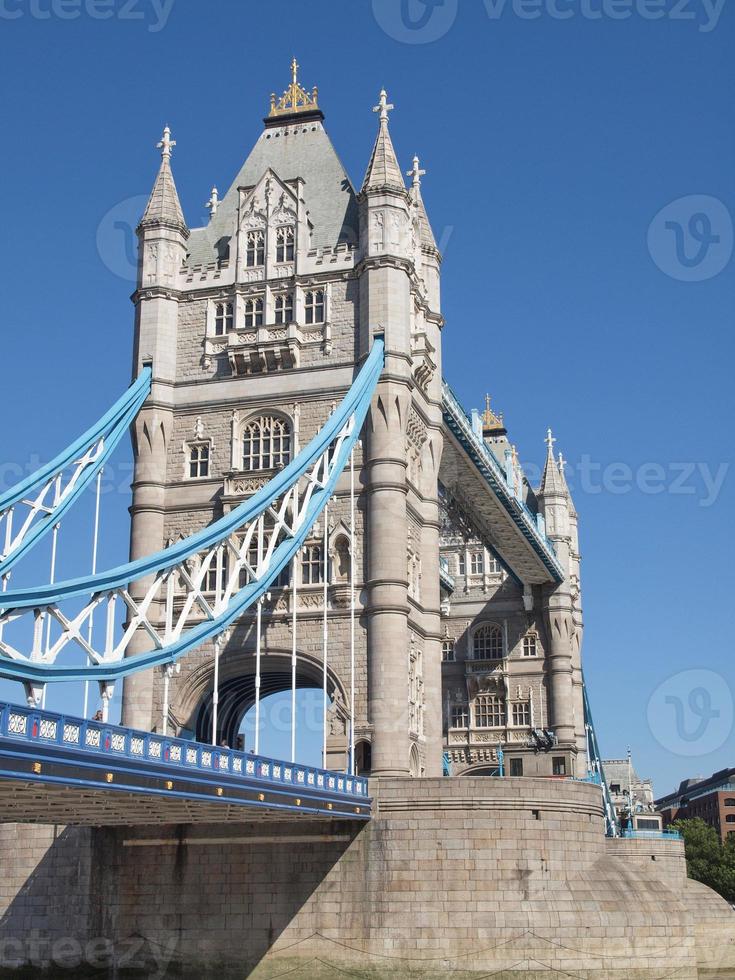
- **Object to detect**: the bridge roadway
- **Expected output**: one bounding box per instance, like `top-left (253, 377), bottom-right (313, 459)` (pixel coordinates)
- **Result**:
top-left (441, 382), bottom-right (564, 587)
top-left (0, 702), bottom-right (370, 825)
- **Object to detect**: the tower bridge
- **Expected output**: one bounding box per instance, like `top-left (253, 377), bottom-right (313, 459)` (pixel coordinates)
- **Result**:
top-left (0, 63), bottom-right (732, 979)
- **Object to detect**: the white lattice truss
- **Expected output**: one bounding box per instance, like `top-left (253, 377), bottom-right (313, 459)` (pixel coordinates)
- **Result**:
top-left (0, 440), bottom-right (105, 570)
top-left (0, 415), bottom-right (356, 697)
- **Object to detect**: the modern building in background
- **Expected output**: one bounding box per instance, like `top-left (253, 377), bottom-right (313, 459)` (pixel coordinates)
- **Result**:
top-left (656, 768), bottom-right (735, 843)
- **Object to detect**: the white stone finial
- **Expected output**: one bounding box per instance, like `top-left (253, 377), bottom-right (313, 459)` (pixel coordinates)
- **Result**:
top-left (206, 186), bottom-right (219, 217)
top-left (545, 428), bottom-right (556, 453)
top-left (407, 155), bottom-right (426, 188)
top-left (558, 451), bottom-right (566, 476)
top-left (373, 89), bottom-right (394, 123)
top-left (157, 125), bottom-right (176, 160)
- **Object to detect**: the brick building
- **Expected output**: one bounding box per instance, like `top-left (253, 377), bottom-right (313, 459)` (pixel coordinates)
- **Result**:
top-left (656, 767), bottom-right (735, 843)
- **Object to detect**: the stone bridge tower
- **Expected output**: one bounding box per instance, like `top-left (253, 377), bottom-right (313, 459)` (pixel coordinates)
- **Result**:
top-left (122, 65), bottom-right (445, 777)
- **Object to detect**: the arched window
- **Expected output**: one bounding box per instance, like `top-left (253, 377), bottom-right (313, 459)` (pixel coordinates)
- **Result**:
top-left (442, 639), bottom-right (455, 662)
top-left (724, 798), bottom-right (735, 807)
top-left (726, 815), bottom-right (735, 823)
top-left (244, 297), bottom-right (264, 328)
top-left (242, 416), bottom-right (291, 472)
top-left (276, 226), bottom-right (295, 263)
top-left (474, 694), bottom-right (504, 728)
top-left (274, 293), bottom-right (293, 325)
top-left (473, 624), bottom-right (503, 660)
top-left (304, 289), bottom-right (325, 325)
top-left (214, 302), bottom-right (233, 336)
top-left (246, 230), bottom-right (265, 267)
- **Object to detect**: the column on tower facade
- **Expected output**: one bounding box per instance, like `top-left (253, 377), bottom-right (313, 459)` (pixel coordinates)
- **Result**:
top-left (537, 433), bottom-right (576, 751)
top-left (358, 91), bottom-right (414, 775)
top-left (122, 128), bottom-right (189, 732)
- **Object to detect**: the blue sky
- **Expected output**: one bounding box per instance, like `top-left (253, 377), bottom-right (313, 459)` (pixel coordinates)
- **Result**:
top-left (0, 0), bottom-right (732, 794)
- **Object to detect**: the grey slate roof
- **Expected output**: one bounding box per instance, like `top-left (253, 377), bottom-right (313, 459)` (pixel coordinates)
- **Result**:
top-left (140, 157), bottom-right (188, 235)
top-left (185, 122), bottom-right (358, 267)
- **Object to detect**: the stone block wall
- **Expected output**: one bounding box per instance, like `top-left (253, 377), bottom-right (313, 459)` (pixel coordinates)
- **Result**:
top-left (1, 777), bottom-right (734, 978)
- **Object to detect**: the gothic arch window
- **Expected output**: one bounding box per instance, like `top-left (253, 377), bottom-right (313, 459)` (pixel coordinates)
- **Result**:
top-left (304, 289), bottom-right (325, 325)
top-left (241, 415), bottom-right (292, 472)
top-left (442, 639), bottom-right (455, 662)
top-left (474, 694), bottom-right (504, 728)
top-left (473, 624), bottom-right (504, 660)
top-left (276, 226), bottom-right (295, 263)
top-left (274, 293), bottom-right (293, 325)
top-left (246, 229), bottom-right (265, 267)
top-left (409, 742), bottom-right (422, 778)
top-left (511, 701), bottom-right (531, 727)
top-left (214, 301), bottom-right (233, 336)
top-left (469, 550), bottom-right (484, 576)
top-left (244, 297), bottom-right (264, 328)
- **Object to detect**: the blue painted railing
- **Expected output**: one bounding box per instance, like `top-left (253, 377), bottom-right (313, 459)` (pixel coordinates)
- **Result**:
top-left (0, 702), bottom-right (369, 806)
top-left (621, 829), bottom-right (682, 841)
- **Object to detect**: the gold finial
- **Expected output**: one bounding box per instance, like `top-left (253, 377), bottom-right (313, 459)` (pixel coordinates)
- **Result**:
top-left (482, 394), bottom-right (506, 435)
top-left (268, 58), bottom-right (319, 118)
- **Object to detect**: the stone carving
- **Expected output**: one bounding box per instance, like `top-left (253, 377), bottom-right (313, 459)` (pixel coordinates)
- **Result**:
top-left (371, 211), bottom-right (384, 252)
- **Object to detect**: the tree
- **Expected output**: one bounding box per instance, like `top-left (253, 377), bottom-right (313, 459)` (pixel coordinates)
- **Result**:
top-left (672, 818), bottom-right (735, 903)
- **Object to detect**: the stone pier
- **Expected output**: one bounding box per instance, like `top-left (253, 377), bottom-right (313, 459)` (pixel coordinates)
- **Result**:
top-left (0, 778), bottom-right (733, 978)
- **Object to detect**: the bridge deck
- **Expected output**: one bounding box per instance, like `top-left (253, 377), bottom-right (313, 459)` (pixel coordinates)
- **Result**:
top-left (0, 703), bottom-right (370, 825)
top-left (441, 383), bottom-right (564, 586)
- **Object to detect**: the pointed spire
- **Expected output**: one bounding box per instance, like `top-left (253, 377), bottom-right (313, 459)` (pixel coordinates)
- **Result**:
top-left (405, 153), bottom-right (438, 250)
top-left (407, 155), bottom-right (426, 190)
top-left (206, 186), bottom-right (219, 217)
top-left (139, 126), bottom-right (188, 237)
top-left (361, 89), bottom-right (405, 194)
top-left (558, 451), bottom-right (577, 514)
top-left (539, 428), bottom-right (565, 495)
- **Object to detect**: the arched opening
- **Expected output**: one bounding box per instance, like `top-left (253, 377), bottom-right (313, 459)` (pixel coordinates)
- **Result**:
top-left (192, 652), bottom-right (349, 770)
top-left (460, 765), bottom-right (502, 777)
top-left (354, 739), bottom-right (372, 776)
